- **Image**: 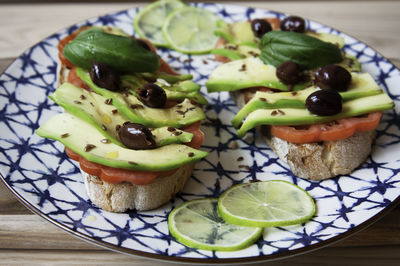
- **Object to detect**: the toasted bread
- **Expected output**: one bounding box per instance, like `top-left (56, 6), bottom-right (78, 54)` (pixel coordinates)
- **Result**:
top-left (230, 90), bottom-right (375, 180)
top-left (82, 163), bottom-right (194, 212)
top-left (57, 26), bottom-right (200, 212)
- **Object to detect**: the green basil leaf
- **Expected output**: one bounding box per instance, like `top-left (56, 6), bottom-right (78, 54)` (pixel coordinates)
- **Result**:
top-left (63, 28), bottom-right (160, 73)
top-left (260, 31), bottom-right (343, 69)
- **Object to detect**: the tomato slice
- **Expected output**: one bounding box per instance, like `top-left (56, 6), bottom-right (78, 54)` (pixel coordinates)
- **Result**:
top-left (270, 124), bottom-right (321, 144)
top-left (67, 67), bottom-right (91, 91)
top-left (65, 148), bottom-right (177, 185)
top-left (270, 112), bottom-right (382, 144)
top-left (181, 121), bottom-right (205, 149)
top-left (266, 18), bottom-right (281, 30)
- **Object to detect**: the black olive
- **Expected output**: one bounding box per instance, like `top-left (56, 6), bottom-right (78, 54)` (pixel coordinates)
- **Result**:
top-left (276, 60), bottom-right (302, 85)
top-left (137, 83), bottom-right (167, 108)
top-left (135, 39), bottom-right (152, 51)
top-left (315, 64), bottom-right (352, 92)
top-left (90, 62), bottom-right (120, 91)
top-left (280, 16), bottom-right (306, 33)
top-left (306, 89), bottom-right (342, 116)
top-left (118, 122), bottom-right (156, 150)
top-left (251, 19), bottom-right (272, 38)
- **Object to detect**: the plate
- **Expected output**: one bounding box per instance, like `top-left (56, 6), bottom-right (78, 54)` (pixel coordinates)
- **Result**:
top-left (1, 2), bottom-right (400, 264)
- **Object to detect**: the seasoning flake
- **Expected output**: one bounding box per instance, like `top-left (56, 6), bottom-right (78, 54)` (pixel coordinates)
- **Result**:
top-left (84, 144), bottom-right (96, 152)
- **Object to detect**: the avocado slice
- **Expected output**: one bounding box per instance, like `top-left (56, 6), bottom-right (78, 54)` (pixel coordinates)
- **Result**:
top-left (50, 83), bottom-right (194, 147)
top-left (122, 76), bottom-right (208, 105)
top-left (151, 127), bottom-right (193, 147)
top-left (337, 55), bottom-right (362, 72)
top-left (206, 57), bottom-right (310, 92)
top-left (236, 93), bottom-right (394, 137)
top-left (306, 31), bottom-right (345, 48)
top-left (215, 21), bottom-right (256, 44)
top-left (216, 20), bottom-right (345, 48)
top-left (36, 113), bottom-right (207, 171)
top-left (76, 67), bottom-right (206, 128)
top-left (231, 72), bottom-right (384, 128)
top-left (211, 44), bottom-right (260, 61)
top-left (154, 80), bottom-right (208, 105)
top-left (50, 83), bottom-right (128, 146)
top-left (206, 54), bottom-right (363, 93)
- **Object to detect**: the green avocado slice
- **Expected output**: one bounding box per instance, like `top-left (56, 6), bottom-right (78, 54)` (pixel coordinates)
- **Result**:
top-left (206, 57), bottom-right (310, 93)
top-left (50, 83), bottom-right (194, 147)
top-left (216, 20), bottom-right (345, 48)
top-left (236, 93), bottom-right (394, 137)
top-left (36, 113), bottom-right (207, 171)
top-left (151, 127), bottom-right (193, 147)
top-left (206, 55), bottom-right (363, 93)
top-left (231, 72), bottom-right (384, 128)
top-left (76, 67), bottom-right (206, 128)
top-left (120, 74), bottom-right (208, 105)
top-left (139, 72), bottom-right (193, 84)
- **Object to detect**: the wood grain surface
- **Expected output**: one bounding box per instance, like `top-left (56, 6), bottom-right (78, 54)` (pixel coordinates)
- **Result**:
top-left (1, 1), bottom-right (400, 265)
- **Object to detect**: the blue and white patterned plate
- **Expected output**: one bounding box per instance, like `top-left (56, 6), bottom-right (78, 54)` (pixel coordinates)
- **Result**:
top-left (1, 3), bottom-right (399, 264)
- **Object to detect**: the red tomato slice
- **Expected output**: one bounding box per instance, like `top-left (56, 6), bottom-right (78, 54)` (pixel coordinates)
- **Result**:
top-left (270, 124), bottom-right (321, 144)
top-left (181, 121), bottom-right (205, 149)
top-left (67, 67), bottom-right (91, 91)
top-left (65, 148), bottom-right (177, 185)
top-left (271, 112), bottom-right (382, 144)
top-left (266, 18), bottom-right (281, 30)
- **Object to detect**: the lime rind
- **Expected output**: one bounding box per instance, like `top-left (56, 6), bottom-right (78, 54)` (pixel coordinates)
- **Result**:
top-left (133, 0), bottom-right (186, 47)
top-left (168, 198), bottom-right (263, 251)
top-left (162, 6), bottom-right (220, 54)
top-left (218, 180), bottom-right (316, 227)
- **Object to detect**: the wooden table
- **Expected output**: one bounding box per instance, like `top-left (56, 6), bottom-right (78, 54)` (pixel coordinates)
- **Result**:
top-left (1, 1), bottom-right (400, 265)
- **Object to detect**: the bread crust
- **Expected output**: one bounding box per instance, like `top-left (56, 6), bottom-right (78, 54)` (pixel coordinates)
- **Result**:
top-left (230, 91), bottom-right (375, 180)
top-left (82, 163), bottom-right (195, 212)
top-left (262, 129), bottom-right (374, 180)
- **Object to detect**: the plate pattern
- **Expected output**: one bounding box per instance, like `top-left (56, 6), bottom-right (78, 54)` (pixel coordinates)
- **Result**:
top-left (1, 3), bottom-right (400, 261)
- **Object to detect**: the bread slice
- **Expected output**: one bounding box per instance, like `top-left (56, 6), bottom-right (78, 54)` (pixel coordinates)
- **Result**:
top-left (82, 163), bottom-right (194, 212)
top-left (230, 91), bottom-right (375, 181)
top-left (57, 26), bottom-right (199, 212)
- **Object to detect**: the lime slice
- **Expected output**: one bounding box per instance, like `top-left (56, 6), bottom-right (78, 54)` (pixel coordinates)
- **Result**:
top-left (162, 7), bottom-right (220, 54)
top-left (134, 0), bottom-right (186, 47)
top-left (168, 198), bottom-right (263, 251)
top-left (218, 181), bottom-right (316, 227)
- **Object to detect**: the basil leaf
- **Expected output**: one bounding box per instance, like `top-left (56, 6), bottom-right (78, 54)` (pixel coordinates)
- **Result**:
top-left (64, 28), bottom-right (160, 73)
top-left (260, 31), bottom-right (343, 69)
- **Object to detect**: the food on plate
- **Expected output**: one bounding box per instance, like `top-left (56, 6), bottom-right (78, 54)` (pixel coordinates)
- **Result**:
top-left (206, 16), bottom-right (395, 180)
top-left (135, 0), bottom-right (220, 54)
top-left (168, 198), bottom-right (263, 251)
top-left (161, 6), bottom-right (220, 54)
top-left (36, 26), bottom-right (208, 212)
top-left (134, 0), bottom-right (186, 47)
top-left (168, 180), bottom-right (315, 251)
top-left (218, 180), bottom-right (315, 227)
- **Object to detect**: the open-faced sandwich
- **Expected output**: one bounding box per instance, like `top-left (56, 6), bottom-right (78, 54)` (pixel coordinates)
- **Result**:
top-left (206, 16), bottom-right (395, 180)
top-left (36, 26), bottom-right (208, 212)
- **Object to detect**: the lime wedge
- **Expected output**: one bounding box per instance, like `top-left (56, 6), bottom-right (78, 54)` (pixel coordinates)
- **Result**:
top-left (134, 0), bottom-right (186, 47)
top-left (162, 7), bottom-right (220, 54)
top-left (168, 198), bottom-right (263, 251)
top-left (218, 181), bottom-right (316, 227)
